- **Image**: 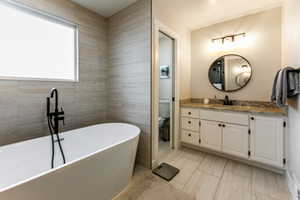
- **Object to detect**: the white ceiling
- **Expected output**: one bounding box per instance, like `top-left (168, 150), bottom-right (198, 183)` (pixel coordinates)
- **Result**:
top-left (154, 0), bottom-right (283, 30)
top-left (71, 0), bottom-right (138, 17)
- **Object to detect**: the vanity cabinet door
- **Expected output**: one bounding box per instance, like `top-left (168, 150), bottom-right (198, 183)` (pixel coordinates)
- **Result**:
top-left (200, 120), bottom-right (222, 151)
top-left (250, 116), bottom-right (284, 168)
top-left (222, 124), bottom-right (249, 158)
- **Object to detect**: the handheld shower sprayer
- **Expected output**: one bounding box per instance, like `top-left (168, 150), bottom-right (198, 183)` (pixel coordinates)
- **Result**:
top-left (47, 88), bottom-right (66, 169)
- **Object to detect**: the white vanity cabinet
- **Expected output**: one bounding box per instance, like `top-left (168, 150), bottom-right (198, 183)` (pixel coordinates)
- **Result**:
top-left (181, 130), bottom-right (200, 146)
top-left (200, 120), bottom-right (222, 151)
top-left (222, 123), bottom-right (249, 158)
top-left (181, 117), bottom-right (200, 132)
top-left (249, 115), bottom-right (284, 168)
top-left (180, 108), bottom-right (200, 145)
top-left (180, 107), bottom-right (286, 169)
top-left (200, 120), bottom-right (249, 158)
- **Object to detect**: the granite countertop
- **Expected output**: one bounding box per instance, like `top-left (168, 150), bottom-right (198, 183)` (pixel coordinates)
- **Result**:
top-left (181, 99), bottom-right (288, 116)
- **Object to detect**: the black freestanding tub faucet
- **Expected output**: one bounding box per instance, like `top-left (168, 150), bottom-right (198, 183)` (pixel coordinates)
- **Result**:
top-left (47, 88), bottom-right (66, 168)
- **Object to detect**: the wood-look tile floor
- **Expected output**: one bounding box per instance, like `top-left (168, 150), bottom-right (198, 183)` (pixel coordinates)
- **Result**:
top-left (114, 148), bottom-right (291, 200)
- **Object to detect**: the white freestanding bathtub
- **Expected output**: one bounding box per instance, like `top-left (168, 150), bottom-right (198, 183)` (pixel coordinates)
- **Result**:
top-left (0, 123), bottom-right (140, 200)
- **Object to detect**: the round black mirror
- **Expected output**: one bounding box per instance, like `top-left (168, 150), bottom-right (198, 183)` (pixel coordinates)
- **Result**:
top-left (208, 54), bottom-right (252, 92)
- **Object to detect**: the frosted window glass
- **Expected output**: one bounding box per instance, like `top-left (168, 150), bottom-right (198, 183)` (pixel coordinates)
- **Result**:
top-left (0, 2), bottom-right (77, 81)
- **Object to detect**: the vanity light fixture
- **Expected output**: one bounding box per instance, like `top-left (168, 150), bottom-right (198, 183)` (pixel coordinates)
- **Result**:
top-left (212, 33), bottom-right (246, 44)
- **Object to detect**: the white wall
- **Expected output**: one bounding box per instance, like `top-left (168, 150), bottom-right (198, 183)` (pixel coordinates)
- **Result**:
top-left (191, 8), bottom-right (282, 101)
top-left (282, 0), bottom-right (300, 193)
top-left (153, 0), bottom-right (191, 99)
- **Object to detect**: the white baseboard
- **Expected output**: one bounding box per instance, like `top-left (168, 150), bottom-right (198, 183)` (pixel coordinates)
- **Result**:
top-left (287, 170), bottom-right (299, 200)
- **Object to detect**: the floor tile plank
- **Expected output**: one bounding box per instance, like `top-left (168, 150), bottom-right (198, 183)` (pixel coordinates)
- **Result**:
top-left (116, 147), bottom-right (291, 200)
top-left (170, 153), bottom-right (202, 187)
top-left (197, 154), bottom-right (227, 177)
top-left (252, 168), bottom-right (291, 200)
top-left (215, 168), bottom-right (252, 200)
top-left (183, 171), bottom-right (219, 200)
top-left (224, 160), bottom-right (253, 178)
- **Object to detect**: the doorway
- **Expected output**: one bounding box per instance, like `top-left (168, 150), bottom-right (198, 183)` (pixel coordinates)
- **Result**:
top-left (157, 32), bottom-right (174, 161)
top-left (152, 20), bottom-right (180, 168)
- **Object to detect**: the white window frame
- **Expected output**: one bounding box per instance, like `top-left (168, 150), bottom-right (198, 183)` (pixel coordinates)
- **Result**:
top-left (0, 0), bottom-right (79, 82)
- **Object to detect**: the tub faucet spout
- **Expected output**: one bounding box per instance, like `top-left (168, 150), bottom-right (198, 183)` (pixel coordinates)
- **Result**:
top-left (47, 88), bottom-right (65, 132)
top-left (50, 88), bottom-right (58, 112)
top-left (47, 88), bottom-right (66, 168)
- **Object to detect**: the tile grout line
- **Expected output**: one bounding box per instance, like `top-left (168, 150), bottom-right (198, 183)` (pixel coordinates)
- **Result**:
top-left (193, 152), bottom-right (227, 179)
top-left (179, 152), bottom-right (208, 193)
top-left (250, 166), bottom-right (255, 199)
top-left (179, 152), bottom-right (207, 190)
top-left (212, 159), bottom-right (228, 200)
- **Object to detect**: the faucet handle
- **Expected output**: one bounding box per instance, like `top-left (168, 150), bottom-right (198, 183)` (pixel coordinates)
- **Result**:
top-left (60, 107), bottom-right (65, 126)
top-left (60, 107), bottom-right (65, 115)
top-left (59, 116), bottom-right (65, 126)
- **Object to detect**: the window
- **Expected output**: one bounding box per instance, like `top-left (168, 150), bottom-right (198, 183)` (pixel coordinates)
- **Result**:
top-left (0, 1), bottom-right (78, 82)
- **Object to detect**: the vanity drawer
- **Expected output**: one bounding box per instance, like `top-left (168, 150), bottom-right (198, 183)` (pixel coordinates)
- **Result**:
top-left (181, 130), bottom-right (200, 145)
top-left (181, 108), bottom-right (199, 118)
top-left (200, 110), bottom-right (248, 126)
top-left (181, 117), bottom-right (200, 131)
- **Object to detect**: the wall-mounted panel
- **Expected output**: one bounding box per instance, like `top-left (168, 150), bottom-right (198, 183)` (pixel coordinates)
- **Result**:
top-left (108, 0), bottom-right (152, 167)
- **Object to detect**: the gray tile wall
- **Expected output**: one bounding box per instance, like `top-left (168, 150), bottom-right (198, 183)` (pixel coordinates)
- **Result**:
top-left (0, 0), bottom-right (108, 146)
top-left (108, 0), bottom-right (152, 167)
top-left (0, 0), bottom-right (152, 168)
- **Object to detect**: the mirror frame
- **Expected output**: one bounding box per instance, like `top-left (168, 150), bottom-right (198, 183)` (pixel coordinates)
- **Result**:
top-left (208, 54), bottom-right (252, 92)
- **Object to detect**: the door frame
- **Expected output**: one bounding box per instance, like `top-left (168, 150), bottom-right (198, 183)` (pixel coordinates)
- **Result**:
top-left (152, 19), bottom-right (180, 168)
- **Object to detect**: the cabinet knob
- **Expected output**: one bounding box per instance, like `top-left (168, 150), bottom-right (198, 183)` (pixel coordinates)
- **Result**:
top-left (250, 117), bottom-right (254, 120)
top-left (218, 124), bottom-right (222, 127)
top-left (188, 112), bottom-right (191, 115)
top-left (188, 133), bottom-right (191, 137)
top-left (223, 124), bottom-right (226, 127)
top-left (188, 121), bottom-right (191, 124)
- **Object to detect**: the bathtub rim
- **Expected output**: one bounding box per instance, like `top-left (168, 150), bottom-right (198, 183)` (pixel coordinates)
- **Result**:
top-left (0, 123), bottom-right (140, 193)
